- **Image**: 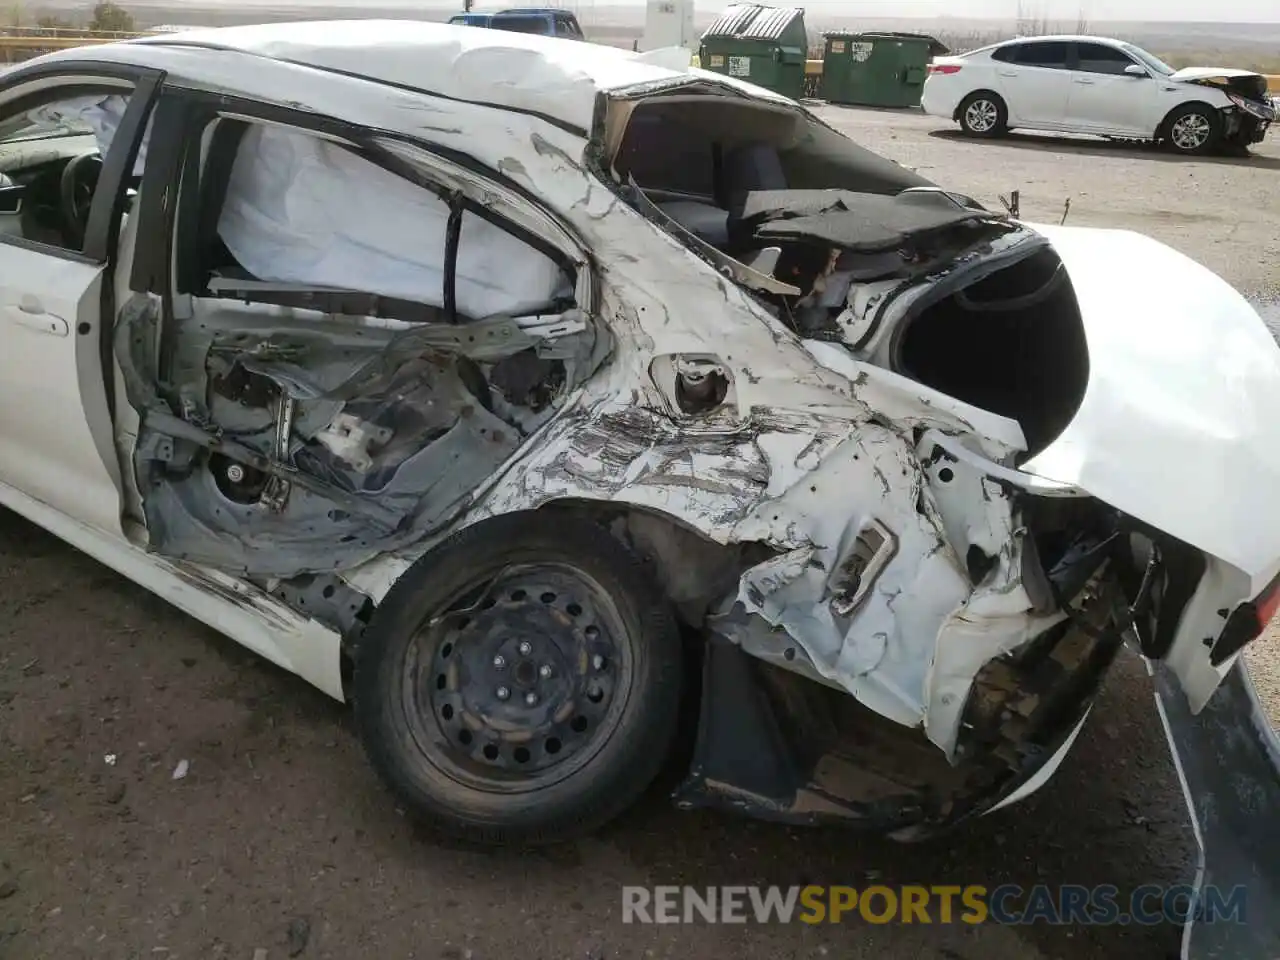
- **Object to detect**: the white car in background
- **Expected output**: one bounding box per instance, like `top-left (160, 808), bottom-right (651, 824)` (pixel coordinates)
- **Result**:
top-left (921, 34), bottom-right (1275, 154)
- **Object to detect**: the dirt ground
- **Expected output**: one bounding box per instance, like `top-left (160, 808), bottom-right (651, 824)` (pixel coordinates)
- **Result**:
top-left (2, 107), bottom-right (1279, 960)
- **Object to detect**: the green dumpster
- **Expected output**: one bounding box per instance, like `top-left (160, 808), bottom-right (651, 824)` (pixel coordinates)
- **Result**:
top-left (698, 3), bottom-right (807, 100)
top-left (821, 31), bottom-right (949, 108)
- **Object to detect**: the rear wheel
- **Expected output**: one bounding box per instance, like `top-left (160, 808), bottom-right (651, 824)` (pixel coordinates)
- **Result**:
top-left (958, 92), bottom-right (1008, 138)
top-left (1164, 103), bottom-right (1220, 155)
top-left (353, 511), bottom-right (683, 846)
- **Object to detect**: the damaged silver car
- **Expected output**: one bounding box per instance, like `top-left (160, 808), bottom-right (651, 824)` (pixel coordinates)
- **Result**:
top-left (3, 24), bottom-right (1280, 933)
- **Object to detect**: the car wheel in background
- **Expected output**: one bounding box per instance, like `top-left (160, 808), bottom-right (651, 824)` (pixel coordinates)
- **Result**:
top-left (353, 510), bottom-right (684, 846)
top-left (1164, 103), bottom-right (1221, 155)
top-left (957, 91), bottom-right (1008, 137)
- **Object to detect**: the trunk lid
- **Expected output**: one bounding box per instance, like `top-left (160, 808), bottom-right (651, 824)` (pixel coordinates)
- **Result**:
top-left (1021, 224), bottom-right (1280, 585)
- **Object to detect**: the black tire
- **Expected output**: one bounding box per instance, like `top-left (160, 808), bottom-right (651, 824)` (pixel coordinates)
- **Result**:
top-left (353, 510), bottom-right (683, 846)
top-left (957, 91), bottom-right (1008, 138)
top-left (1162, 102), bottom-right (1221, 155)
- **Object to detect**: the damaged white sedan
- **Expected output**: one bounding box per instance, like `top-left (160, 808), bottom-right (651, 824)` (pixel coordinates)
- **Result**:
top-left (4, 23), bottom-right (1280, 866)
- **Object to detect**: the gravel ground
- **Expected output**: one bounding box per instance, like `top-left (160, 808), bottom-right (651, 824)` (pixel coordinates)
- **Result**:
top-left (2, 107), bottom-right (1279, 960)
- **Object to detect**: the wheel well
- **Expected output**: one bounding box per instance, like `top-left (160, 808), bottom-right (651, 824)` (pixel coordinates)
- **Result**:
top-left (535, 498), bottom-right (764, 629)
top-left (1156, 100), bottom-right (1219, 139)
top-left (339, 499), bottom-right (770, 701)
top-left (955, 89), bottom-right (1004, 121)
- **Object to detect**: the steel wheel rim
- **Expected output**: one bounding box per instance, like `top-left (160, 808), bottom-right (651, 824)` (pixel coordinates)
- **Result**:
top-left (401, 562), bottom-right (634, 793)
top-left (965, 99), bottom-right (999, 132)
top-left (1171, 113), bottom-right (1211, 150)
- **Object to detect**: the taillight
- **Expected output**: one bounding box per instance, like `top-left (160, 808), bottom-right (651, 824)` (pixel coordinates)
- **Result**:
top-left (1257, 578), bottom-right (1280, 627)
top-left (928, 64), bottom-right (963, 75)
top-left (1209, 571), bottom-right (1280, 666)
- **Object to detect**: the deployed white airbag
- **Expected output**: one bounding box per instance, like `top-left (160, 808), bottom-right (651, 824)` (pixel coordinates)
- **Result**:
top-left (217, 125), bottom-right (569, 318)
top-left (55, 98), bottom-right (567, 319)
top-left (27, 93), bottom-right (144, 173)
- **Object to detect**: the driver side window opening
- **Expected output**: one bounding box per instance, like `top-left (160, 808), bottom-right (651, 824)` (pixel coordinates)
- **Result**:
top-left (0, 81), bottom-right (137, 256)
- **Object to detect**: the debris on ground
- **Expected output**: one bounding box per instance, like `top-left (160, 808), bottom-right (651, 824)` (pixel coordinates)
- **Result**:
top-left (172, 759), bottom-right (189, 781)
top-left (0, 879), bottom-right (18, 900)
top-left (286, 917), bottom-right (310, 957)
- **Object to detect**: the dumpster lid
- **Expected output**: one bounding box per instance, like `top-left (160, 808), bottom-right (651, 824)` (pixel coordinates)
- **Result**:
top-left (824, 30), bottom-right (949, 56)
top-left (702, 3), bottom-right (805, 41)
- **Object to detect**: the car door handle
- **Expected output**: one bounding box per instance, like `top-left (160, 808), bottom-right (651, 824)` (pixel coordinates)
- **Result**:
top-left (1074, 77), bottom-right (1095, 84)
top-left (4, 296), bottom-right (68, 336)
top-left (997, 70), bottom-right (1017, 78)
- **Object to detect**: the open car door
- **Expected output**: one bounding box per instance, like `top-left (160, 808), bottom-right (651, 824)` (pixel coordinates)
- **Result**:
top-left (0, 66), bottom-right (161, 537)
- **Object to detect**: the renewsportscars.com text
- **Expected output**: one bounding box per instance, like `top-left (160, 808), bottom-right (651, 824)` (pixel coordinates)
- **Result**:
top-left (621, 884), bottom-right (1247, 926)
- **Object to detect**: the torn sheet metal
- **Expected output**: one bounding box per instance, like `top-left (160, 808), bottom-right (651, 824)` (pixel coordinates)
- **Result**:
top-left (119, 291), bottom-right (600, 579)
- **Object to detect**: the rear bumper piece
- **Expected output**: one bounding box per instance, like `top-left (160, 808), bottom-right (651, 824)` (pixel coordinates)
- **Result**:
top-left (1154, 658), bottom-right (1280, 959)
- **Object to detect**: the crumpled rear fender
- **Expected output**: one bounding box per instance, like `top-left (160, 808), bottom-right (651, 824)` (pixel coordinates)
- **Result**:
top-left (359, 377), bottom-right (1054, 753)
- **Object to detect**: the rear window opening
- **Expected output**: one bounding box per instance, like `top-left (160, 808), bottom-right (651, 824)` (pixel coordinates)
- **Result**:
top-left (608, 91), bottom-right (1089, 457)
top-left (611, 92), bottom-right (929, 247)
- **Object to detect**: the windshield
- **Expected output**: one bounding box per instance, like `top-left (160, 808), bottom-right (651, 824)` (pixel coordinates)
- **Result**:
top-left (1121, 43), bottom-right (1176, 77)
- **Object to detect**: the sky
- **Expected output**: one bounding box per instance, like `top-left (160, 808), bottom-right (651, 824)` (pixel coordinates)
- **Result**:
top-left (779, 0), bottom-right (1278, 22)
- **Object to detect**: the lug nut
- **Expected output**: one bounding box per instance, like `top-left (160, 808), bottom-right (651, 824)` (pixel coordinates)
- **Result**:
top-left (492, 654), bottom-right (506, 670)
top-left (518, 640), bottom-right (533, 656)
top-left (496, 685), bottom-right (510, 701)
top-left (539, 664), bottom-right (552, 679)
top-left (524, 691), bottom-right (539, 706)
top-left (592, 654), bottom-right (605, 671)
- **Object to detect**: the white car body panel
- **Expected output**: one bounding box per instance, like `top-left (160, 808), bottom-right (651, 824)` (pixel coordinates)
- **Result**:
top-left (1170, 66), bottom-right (1263, 82)
top-left (1065, 70), bottom-right (1164, 136)
top-left (999, 63), bottom-right (1073, 127)
top-left (0, 249), bottom-right (124, 536)
top-left (1023, 224), bottom-right (1280, 586)
top-left (0, 24), bottom-right (1276, 818)
top-left (127, 19), bottom-right (736, 135)
top-left (0, 476), bottom-right (346, 700)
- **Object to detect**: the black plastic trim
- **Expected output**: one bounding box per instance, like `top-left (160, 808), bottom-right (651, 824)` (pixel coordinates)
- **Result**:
top-left (443, 193), bottom-right (464, 324)
top-left (1211, 569), bottom-right (1280, 667)
top-left (83, 70), bottom-right (163, 261)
